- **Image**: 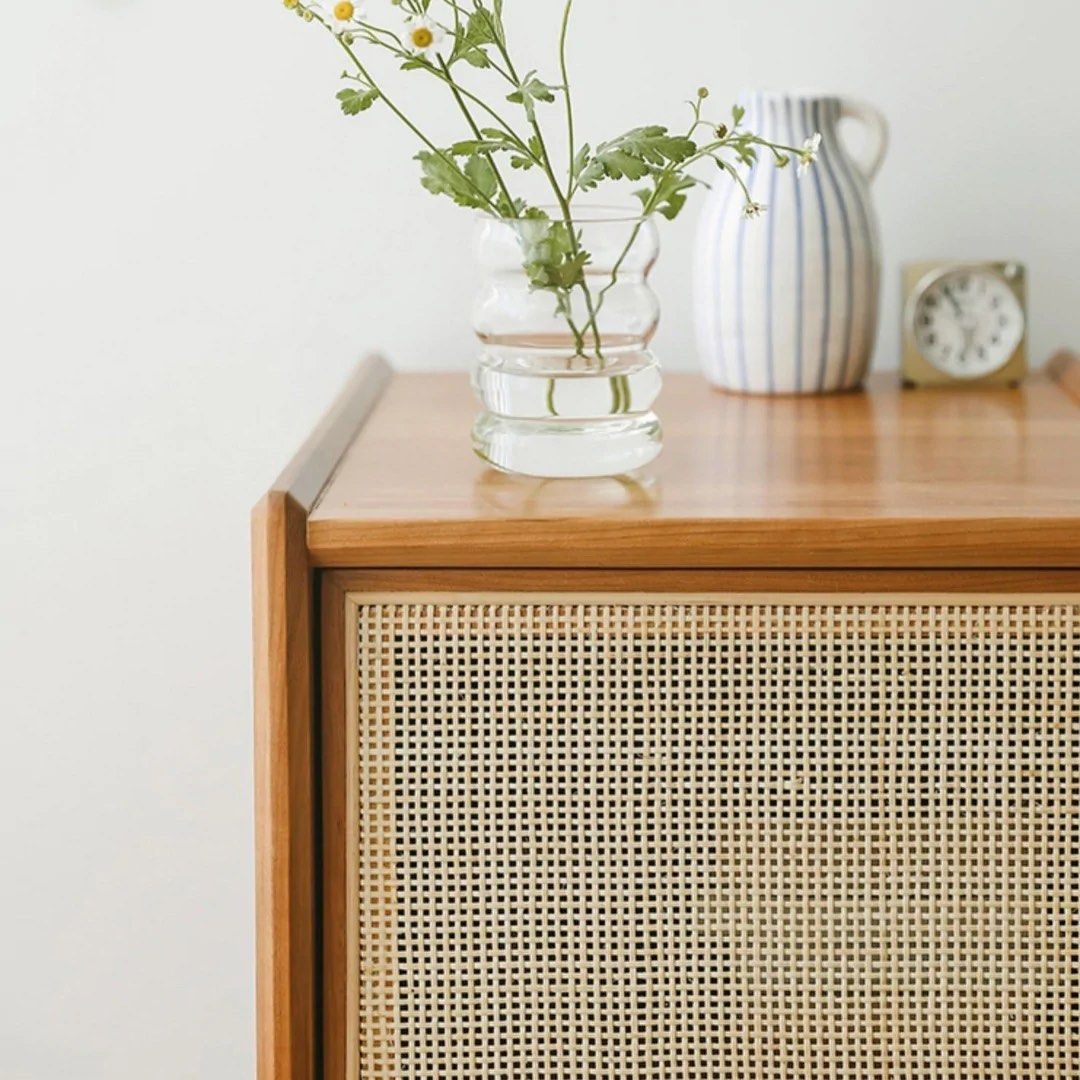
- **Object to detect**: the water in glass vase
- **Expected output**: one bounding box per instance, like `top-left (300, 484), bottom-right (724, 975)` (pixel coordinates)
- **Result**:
top-left (471, 209), bottom-right (663, 478)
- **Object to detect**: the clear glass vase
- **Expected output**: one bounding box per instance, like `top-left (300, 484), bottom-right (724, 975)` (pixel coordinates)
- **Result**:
top-left (471, 208), bottom-right (663, 478)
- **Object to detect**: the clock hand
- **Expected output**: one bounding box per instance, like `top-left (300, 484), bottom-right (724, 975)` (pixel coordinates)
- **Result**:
top-left (941, 284), bottom-right (963, 317)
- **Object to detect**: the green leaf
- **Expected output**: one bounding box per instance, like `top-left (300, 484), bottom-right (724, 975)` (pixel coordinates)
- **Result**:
top-left (449, 137), bottom-right (512, 156)
top-left (732, 104), bottom-right (746, 126)
top-left (459, 46), bottom-right (491, 68)
top-left (508, 134), bottom-right (542, 170)
top-left (571, 144), bottom-right (592, 180)
top-left (464, 8), bottom-right (499, 46)
top-left (595, 150), bottom-right (652, 184)
top-left (611, 126), bottom-right (696, 167)
top-left (636, 172), bottom-right (698, 221)
top-left (463, 154), bottom-right (498, 201)
top-left (450, 8), bottom-right (499, 68)
top-left (415, 149), bottom-right (492, 210)
top-left (576, 126), bottom-right (696, 190)
top-left (449, 130), bottom-right (534, 171)
top-left (552, 251), bottom-right (590, 290)
top-left (516, 218), bottom-right (589, 294)
top-left (448, 139), bottom-right (483, 157)
top-left (507, 71), bottom-right (558, 122)
top-left (336, 87), bottom-right (379, 115)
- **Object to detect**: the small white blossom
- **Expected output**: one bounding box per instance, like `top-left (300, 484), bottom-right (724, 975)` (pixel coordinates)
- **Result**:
top-left (405, 15), bottom-right (446, 57)
top-left (309, 0), bottom-right (363, 35)
top-left (797, 132), bottom-right (822, 178)
top-left (742, 201), bottom-right (766, 219)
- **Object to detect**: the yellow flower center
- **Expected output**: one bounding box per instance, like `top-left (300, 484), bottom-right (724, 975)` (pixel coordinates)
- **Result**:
top-left (333, 1), bottom-right (354, 21)
top-left (411, 26), bottom-right (434, 48)
top-left (283, 0), bottom-right (299, 8)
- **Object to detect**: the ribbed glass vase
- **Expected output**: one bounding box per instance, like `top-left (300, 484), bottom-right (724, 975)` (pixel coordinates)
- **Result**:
top-left (471, 208), bottom-right (663, 478)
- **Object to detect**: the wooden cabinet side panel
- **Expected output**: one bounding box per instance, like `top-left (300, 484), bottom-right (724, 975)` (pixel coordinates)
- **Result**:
top-left (252, 356), bottom-right (392, 1079)
top-left (253, 493), bottom-right (316, 1080)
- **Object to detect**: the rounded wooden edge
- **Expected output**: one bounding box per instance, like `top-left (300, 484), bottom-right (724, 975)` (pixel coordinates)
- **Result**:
top-left (264, 353), bottom-right (392, 512)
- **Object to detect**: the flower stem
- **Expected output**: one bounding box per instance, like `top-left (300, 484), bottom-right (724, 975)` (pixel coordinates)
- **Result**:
top-left (559, 0), bottom-right (576, 190)
top-left (490, 8), bottom-right (606, 366)
top-left (335, 35), bottom-right (499, 214)
top-left (436, 56), bottom-right (517, 214)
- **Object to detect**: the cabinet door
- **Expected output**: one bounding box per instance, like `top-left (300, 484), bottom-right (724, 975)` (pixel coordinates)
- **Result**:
top-left (325, 592), bottom-right (1080, 1080)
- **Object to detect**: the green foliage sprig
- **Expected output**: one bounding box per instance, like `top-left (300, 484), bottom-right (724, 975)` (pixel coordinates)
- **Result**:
top-left (283, 0), bottom-right (820, 363)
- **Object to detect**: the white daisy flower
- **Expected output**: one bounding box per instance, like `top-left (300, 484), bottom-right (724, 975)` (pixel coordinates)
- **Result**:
top-left (320, 0), bottom-right (362, 36)
top-left (797, 132), bottom-right (821, 178)
top-left (742, 201), bottom-right (766, 220)
top-left (405, 15), bottom-right (446, 58)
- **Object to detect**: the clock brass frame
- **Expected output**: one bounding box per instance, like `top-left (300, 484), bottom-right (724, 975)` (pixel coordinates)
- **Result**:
top-left (902, 261), bottom-right (1028, 388)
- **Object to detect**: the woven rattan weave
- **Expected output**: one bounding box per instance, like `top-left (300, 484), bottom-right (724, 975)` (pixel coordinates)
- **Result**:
top-left (353, 600), bottom-right (1079, 1079)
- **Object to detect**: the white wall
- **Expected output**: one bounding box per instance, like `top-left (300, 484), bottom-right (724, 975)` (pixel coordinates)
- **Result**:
top-left (2, 0), bottom-right (1077, 1076)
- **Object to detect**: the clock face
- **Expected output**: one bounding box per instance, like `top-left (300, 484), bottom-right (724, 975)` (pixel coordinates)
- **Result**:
top-left (913, 269), bottom-right (1025, 379)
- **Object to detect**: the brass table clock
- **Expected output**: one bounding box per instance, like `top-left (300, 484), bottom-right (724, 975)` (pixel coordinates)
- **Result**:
top-left (902, 260), bottom-right (1027, 387)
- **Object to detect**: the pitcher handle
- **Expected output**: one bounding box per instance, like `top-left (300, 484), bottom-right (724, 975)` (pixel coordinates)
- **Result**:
top-left (838, 98), bottom-right (889, 182)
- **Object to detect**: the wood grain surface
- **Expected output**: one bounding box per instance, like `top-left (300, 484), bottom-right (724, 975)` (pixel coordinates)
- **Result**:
top-left (309, 357), bottom-right (1080, 569)
top-left (325, 567), bottom-right (1080, 596)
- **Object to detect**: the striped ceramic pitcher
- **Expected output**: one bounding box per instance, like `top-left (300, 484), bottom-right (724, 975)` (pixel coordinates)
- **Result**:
top-left (694, 91), bottom-right (888, 394)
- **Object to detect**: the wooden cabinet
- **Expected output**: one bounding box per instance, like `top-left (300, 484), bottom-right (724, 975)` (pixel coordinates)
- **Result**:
top-left (254, 354), bottom-right (1080, 1080)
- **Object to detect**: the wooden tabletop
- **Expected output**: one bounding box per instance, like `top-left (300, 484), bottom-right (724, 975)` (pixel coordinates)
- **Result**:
top-left (306, 355), bottom-right (1080, 569)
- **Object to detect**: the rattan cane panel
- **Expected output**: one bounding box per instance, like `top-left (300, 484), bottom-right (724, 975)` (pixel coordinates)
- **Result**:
top-left (353, 600), bottom-right (1080, 1080)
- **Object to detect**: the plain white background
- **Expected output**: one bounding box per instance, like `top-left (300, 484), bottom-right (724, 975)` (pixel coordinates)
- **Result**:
top-left (2, 0), bottom-right (1078, 1075)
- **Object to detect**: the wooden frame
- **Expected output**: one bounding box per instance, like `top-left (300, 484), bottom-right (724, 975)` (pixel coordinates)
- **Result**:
top-left (256, 351), bottom-right (1079, 1079)
top-left (252, 357), bottom-right (391, 1080)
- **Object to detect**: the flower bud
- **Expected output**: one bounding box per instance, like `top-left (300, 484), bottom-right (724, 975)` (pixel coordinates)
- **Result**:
top-left (697, 87), bottom-right (710, 99)
top-left (714, 124), bottom-right (728, 139)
